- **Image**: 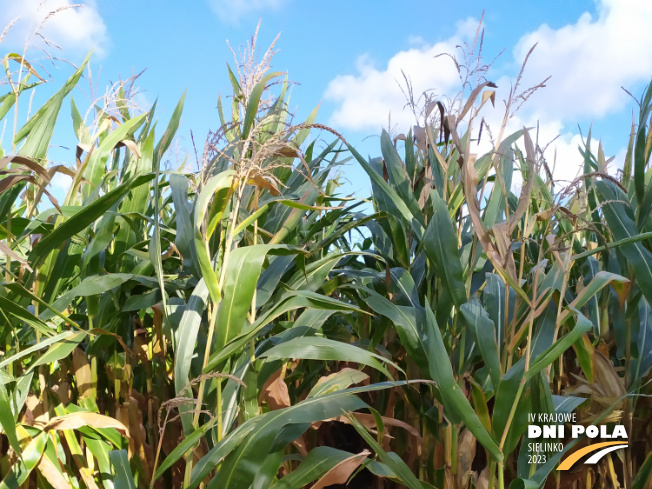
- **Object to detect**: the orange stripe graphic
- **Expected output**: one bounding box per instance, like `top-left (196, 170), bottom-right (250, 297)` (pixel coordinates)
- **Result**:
top-left (557, 441), bottom-right (628, 470)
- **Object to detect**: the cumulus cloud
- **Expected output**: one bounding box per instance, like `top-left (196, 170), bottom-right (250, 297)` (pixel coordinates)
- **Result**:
top-left (324, 18), bottom-right (481, 132)
top-left (0, 0), bottom-right (108, 57)
top-left (479, 0), bottom-right (650, 180)
top-left (207, 0), bottom-right (285, 24)
top-left (325, 0), bottom-right (652, 130)
top-left (514, 0), bottom-right (652, 123)
top-left (325, 0), bottom-right (647, 182)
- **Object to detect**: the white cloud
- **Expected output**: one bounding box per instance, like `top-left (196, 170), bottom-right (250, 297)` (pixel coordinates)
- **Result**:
top-left (48, 171), bottom-right (72, 202)
top-left (513, 0), bottom-right (652, 123)
top-left (0, 0), bottom-right (108, 57)
top-left (324, 19), bottom-right (480, 132)
top-left (207, 0), bottom-right (285, 24)
top-left (325, 1), bottom-right (646, 183)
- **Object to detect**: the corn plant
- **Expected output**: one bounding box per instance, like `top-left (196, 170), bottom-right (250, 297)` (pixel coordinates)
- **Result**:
top-left (0, 30), bottom-right (428, 488)
top-left (339, 42), bottom-right (652, 488)
top-left (0, 16), bottom-right (651, 489)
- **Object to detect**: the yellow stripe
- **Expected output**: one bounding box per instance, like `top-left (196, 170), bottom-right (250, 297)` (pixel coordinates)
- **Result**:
top-left (557, 442), bottom-right (627, 471)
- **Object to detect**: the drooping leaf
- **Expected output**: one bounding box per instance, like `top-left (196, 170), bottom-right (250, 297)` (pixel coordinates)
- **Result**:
top-left (261, 336), bottom-right (398, 380)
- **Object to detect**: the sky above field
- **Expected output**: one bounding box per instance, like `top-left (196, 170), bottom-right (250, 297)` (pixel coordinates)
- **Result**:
top-left (2, 0), bottom-right (652, 196)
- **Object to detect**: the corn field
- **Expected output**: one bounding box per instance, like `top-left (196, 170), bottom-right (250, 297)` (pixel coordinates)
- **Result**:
top-left (0, 20), bottom-right (651, 489)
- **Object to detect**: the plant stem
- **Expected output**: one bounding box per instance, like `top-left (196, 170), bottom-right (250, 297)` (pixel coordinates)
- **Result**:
top-left (193, 180), bottom-right (245, 434)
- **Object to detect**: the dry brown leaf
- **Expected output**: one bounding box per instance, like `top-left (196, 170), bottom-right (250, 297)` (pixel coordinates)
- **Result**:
top-left (79, 467), bottom-right (101, 489)
top-left (261, 369), bottom-right (291, 410)
top-left (313, 368), bottom-right (369, 391)
top-left (127, 398), bottom-right (153, 479)
top-left (322, 413), bottom-right (421, 441)
top-left (413, 125), bottom-right (427, 152)
top-left (509, 128), bottom-right (536, 235)
top-left (52, 381), bottom-right (71, 404)
top-left (458, 81), bottom-right (496, 122)
top-left (481, 89), bottom-right (496, 108)
top-left (44, 412), bottom-right (129, 437)
top-left (476, 467), bottom-right (489, 489)
top-left (118, 139), bottom-right (141, 158)
top-left (311, 449), bottom-right (370, 489)
top-left (0, 174), bottom-right (33, 195)
top-left (38, 455), bottom-right (73, 489)
top-left (593, 351), bottom-right (626, 405)
top-left (445, 115), bottom-right (464, 155)
top-left (417, 164), bottom-right (434, 210)
top-left (72, 348), bottom-right (92, 399)
top-left (25, 394), bottom-right (49, 427)
top-left (118, 402), bottom-right (136, 458)
top-left (48, 165), bottom-right (77, 179)
top-left (4, 54), bottom-right (46, 82)
top-left (490, 221), bottom-right (518, 280)
top-left (457, 429), bottom-right (477, 489)
top-left (424, 100), bottom-right (439, 119)
top-left (428, 129), bottom-right (448, 174)
top-left (0, 155), bottom-right (50, 180)
top-left (0, 241), bottom-right (32, 272)
top-left (250, 173), bottom-right (280, 196)
top-left (273, 145), bottom-right (300, 158)
top-left (564, 351), bottom-right (626, 423)
top-left (292, 435), bottom-right (309, 457)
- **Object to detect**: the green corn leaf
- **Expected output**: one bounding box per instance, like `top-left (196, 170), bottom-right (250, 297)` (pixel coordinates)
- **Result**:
top-left (380, 130), bottom-right (424, 224)
top-left (0, 297), bottom-right (55, 337)
top-left (30, 174), bottom-right (154, 266)
top-left (84, 438), bottom-right (114, 489)
top-left (85, 113), bottom-right (148, 188)
top-left (201, 382), bottom-right (414, 489)
top-left (261, 336), bottom-right (398, 379)
top-left (109, 449), bottom-right (137, 489)
top-left (461, 300), bottom-right (502, 387)
top-left (595, 180), bottom-right (652, 306)
top-left (270, 447), bottom-right (356, 489)
top-left (241, 72), bottom-right (284, 139)
top-left (71, 96), bottom-right (93, 146)
top-left (251, 449), bottom-right (284, 489)
top-left (361, 289), bottom-right (428, 370)
top-left (346, 414), bottom-right (424, 489)
top-left (29, 332), bottom-right (85, 372)
top-left (15, 54), bottom-right (89, 160)
top-left (43, 273), bottom-right (136, 320)
top-left (0, 383), bottom-right (20, 456)
top-left (632, 451), bottom-right (652, 489)
top-left (173, 278), bottom-right (209, 434)
top-left (0, 331), bottom-right (76, 369)
top-left (423, 305), bottom-right (502, 462)
top-left (204, 290), bottom-right (367, 372)
top-left (423, 189), bottom-right (467, 307)
top-left (154, 90), bottom-right (186, 163)
top-left (525, 308), bottom-right (593, 382)
top-left (0, 432), bottom-right (47, 489)
top-left (348, 144), bottom-right (424, 237)
top-left (193, 170), bottom-right (236, 304)
top-left (633, 82), bottom-right (652, 207)
top-left (153, 418), bottom-right (218, 482)
top-left (215, 244), bottom-right (294, 350)
top-left (170, 173), bottom-right (195, 268)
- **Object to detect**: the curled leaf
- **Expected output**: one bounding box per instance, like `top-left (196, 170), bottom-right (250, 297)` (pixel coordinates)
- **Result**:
top-left (44, 412), bottom-right (129, 437)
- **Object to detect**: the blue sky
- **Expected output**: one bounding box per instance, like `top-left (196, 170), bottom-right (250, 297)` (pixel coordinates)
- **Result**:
top-left (2, 0), bottom-right (651, 196)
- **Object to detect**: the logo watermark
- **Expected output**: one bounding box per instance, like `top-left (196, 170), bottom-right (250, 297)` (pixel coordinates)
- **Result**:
top-left (526, 412), bottom-right (628, 470)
